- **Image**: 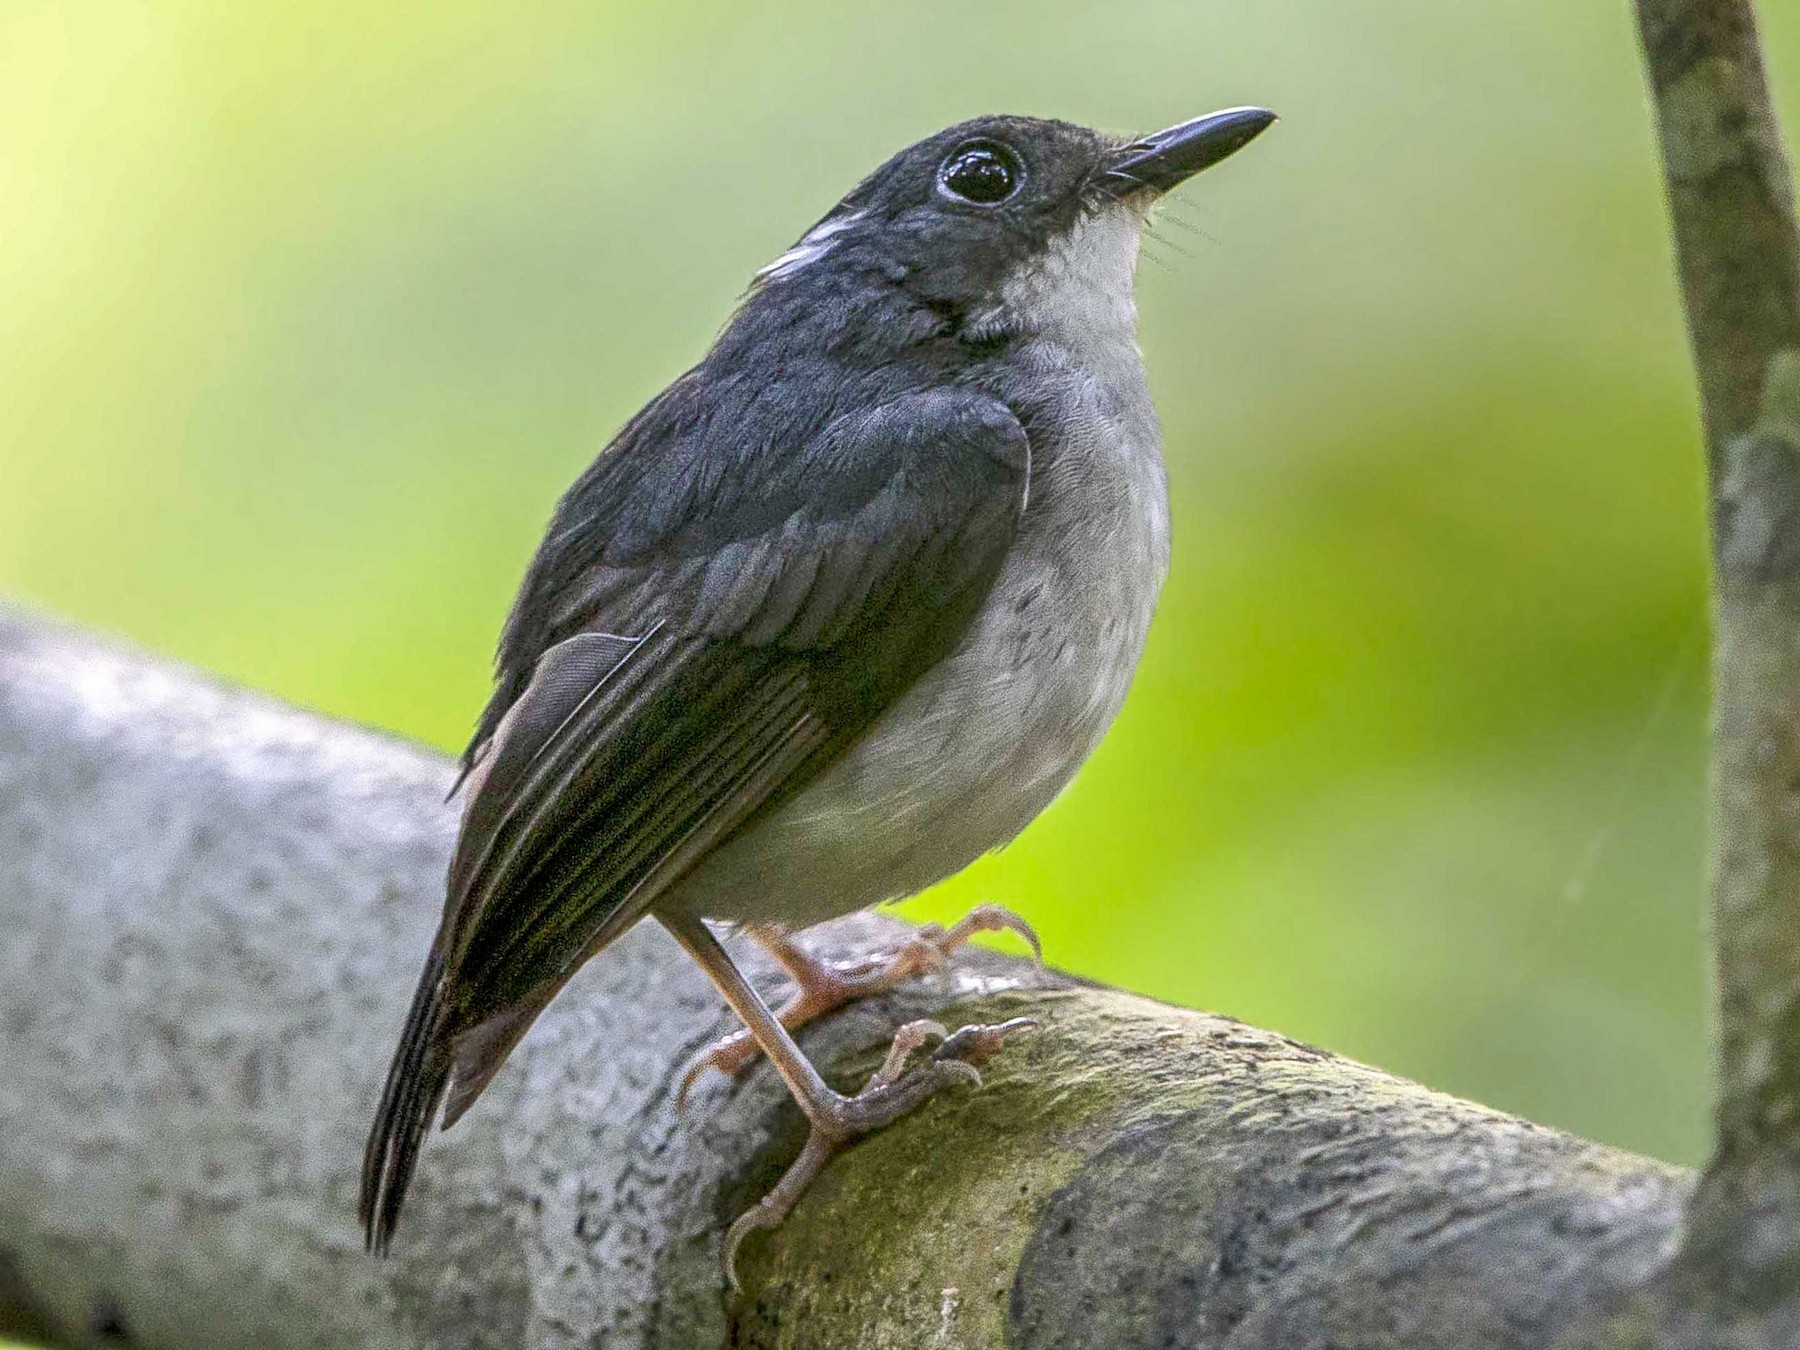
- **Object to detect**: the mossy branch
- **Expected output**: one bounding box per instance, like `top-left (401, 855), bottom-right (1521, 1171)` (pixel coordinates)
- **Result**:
top-left (0, 615), bottom-right (1692, 1349)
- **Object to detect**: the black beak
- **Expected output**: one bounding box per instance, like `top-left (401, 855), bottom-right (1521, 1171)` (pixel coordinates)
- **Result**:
top-left (1103, 107), bottom-right (1277, 196)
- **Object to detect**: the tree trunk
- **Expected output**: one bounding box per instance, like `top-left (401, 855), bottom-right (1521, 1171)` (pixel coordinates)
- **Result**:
top-left (1597, 1), bottom-right (1800, 1344)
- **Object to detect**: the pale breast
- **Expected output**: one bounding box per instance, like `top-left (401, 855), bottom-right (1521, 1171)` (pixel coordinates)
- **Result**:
top-left (671, 338), bottom-right (1170, 929)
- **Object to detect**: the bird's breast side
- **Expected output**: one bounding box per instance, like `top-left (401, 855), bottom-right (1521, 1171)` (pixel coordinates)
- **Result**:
top-left (673, 350), bottom-right (1169, 928)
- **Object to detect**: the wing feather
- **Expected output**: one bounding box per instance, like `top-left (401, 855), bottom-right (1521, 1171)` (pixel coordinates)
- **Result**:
top-left (361, 385), bottom-right (1029, 1249)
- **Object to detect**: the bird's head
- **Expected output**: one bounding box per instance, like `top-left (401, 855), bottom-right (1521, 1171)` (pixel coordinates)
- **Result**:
top-left (744, 108), bottom-right (1276, 351)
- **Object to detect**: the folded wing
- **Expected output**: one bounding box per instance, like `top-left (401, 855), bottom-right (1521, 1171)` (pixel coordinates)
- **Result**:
top-left (360, 386), bottom-right (1030, 1250)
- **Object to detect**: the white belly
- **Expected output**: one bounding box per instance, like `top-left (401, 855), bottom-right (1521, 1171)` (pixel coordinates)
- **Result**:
top-left (670, 359), bottom-right (1169, 929)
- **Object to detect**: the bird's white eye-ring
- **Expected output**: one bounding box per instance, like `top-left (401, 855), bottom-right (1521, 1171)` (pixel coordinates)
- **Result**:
top-left (937, 140), bottom-right (1024, 206)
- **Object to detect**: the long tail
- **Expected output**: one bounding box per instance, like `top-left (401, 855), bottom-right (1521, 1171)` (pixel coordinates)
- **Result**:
top-left (359, 950), bottom-right (452, 1254)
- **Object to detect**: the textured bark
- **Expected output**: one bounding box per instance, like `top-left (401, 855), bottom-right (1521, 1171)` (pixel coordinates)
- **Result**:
top-left (1623, 1), bottom-right (1800, 1344)
top-left (0, 612), bottom-right (1696, 1349)
top-left (1635, 0), bottom-right (1800, 468)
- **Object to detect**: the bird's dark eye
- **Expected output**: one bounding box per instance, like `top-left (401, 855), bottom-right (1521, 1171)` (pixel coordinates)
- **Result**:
top-left (937, 141), bottom-right (1022, 205)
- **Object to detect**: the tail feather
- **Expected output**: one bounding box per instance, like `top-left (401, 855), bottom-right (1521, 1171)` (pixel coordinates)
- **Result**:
top-left (441, 1000), bottom-right (540, 1131)
top-left (360, 951), bottom-right (452, 1255)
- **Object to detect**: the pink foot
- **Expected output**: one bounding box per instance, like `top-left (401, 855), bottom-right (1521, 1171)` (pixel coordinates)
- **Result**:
top-left (678, 905), bottom-right (1041, 1109)
top-left (722, 1013), bottom-right (1040, 1289)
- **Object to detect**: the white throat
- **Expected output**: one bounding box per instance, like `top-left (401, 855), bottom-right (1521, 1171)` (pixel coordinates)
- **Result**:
top-left (968, 207), bottom-right (1143, 361)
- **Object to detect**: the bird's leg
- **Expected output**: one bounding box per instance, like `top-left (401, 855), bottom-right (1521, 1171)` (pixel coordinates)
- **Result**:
top-left (677, 903), bottom-right (1040, 1106)
top-left (660, 912), bottom-right (1037, 1289)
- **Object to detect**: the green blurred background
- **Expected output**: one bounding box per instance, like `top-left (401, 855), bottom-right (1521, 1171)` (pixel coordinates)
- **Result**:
top-left (7, 0), bottom-right (1797, 1204)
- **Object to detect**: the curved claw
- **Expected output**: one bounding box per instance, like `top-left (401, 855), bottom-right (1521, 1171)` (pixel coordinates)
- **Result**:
top-left (934, 1059), bottom-right (984, 1091)
top-left (960, 904), bottom-right (1044, 967)
top-left (933, 1015), bottom-right (1042, 1068)
top-left (723, 1197), bottom-right (781, 1295)
top-left (727, 1195), bottom-right (784, 1303)
top-left (675, 1055), bottom-right (712, 1117)
top-left (873, 1018), bottom-right (949, 1086)
top-left (675, 1028), bottom-right (763, 1114)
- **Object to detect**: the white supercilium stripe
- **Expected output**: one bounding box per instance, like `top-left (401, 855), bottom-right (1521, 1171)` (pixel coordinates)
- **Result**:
top-left (753, 211), bottom-right (865, 284)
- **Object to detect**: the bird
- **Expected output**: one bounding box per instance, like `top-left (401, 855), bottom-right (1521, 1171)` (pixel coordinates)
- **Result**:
top-left (360, 105), bottom-right (1276, 1279)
